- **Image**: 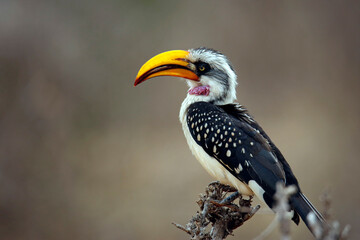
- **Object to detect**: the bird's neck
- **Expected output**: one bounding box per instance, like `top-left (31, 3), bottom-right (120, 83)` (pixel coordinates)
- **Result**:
top-left (179, 95), bottom-right (200, 124)
top-left (179, 93), bottom-right (236, 125)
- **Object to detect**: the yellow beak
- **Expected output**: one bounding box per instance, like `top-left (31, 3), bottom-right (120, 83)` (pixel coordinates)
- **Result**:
top-left (134, 50), bottom-right (199, 86)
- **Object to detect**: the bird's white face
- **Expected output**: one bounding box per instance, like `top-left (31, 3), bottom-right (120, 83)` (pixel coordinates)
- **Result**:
top-left (186, 48), bottom-right (237, 105)
top-left (134, 47), bottom-right (238, 105)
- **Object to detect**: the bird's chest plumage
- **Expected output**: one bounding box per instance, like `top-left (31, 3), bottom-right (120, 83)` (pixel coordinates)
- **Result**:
top-left (180, 100), bottom-right (254, 196)
top-left (181, 120), bottom-right (254, 196)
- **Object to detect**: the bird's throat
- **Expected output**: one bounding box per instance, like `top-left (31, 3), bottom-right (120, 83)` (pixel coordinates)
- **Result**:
top-left (188, 85), bottom-right (210, 96)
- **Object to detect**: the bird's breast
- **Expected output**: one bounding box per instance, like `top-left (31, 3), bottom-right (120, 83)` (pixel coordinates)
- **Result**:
top-left (181, 117), bottom-right (254, 196)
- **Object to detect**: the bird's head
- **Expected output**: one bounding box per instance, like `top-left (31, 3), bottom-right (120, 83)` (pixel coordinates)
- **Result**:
top-left (135, 47), bottom-right (237, 105)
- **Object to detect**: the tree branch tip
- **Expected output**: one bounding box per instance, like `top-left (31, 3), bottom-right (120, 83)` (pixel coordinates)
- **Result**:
top-left (171, 222), bottom-right (191, 235)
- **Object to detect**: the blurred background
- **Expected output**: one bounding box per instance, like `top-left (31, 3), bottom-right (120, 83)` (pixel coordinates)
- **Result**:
top-left (0, 0), bottom-right (359, 239)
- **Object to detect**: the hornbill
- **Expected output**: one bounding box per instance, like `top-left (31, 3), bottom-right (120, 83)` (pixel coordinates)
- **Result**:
top-left (134, 47), bottom-right (326, 236)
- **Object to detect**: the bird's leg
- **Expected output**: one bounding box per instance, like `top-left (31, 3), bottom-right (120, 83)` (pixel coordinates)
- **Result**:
top-left (206, 182), bottom-right (240, 210)
top-left (211, 191), bottom-right (240, 207)
top-left (221, 191), bottom-right (240, 204)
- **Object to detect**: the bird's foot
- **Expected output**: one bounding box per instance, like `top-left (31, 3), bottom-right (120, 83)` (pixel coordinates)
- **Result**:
top-left (210, 191), bottom-right (241, 207)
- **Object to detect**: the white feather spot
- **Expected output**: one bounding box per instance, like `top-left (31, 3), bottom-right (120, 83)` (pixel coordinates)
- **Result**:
top-left (218, 142), bottom-right (222, 147)
top-left (225, 143), bottom-right (228, 148)
top-left (241, 148), bottom-right (245, 154)
top-left (206, 129), bottom-right (209, 134)
top-left (250, 142), bottom-right (254, 146)
top-left (197, 134), bottom-right (201, 141)
top-left (229, 137), bottom-right (232, 142)
top-left (233, 143), bottom-right (237, 147)
top-left (213, 145), bottom-right (217, 153)
top-left (306, 209), bottom-right (316, 221)
top-left (204, 123), bottom-right (208, 128)
top-left (211, 137), bottom-right (215, 142)
top-left (191, 123), bottom-right (194, 128)
top-left (204, 133), bottom-right (207, 138)
top-left (235, 163), bottom-right (243, 173)
top-left (226, 150), bottom-right (231, 157)
top-left (231, 132), bottom-right (235, 136)
top-left (238, 139), bottom-right (242, 144)
top-left (229, 122), bottom-right (232, 125)
top-left (220, 134), bottom-right (223, 139)
top-left (248, 180), bottom-right (265, 202)
top-left (196, 127), bottom-right (199, 132)
top-left (217, 129), bottom-right (220, 134)
top-left (250, 153), bottom-right (253, 158)
top-left (225, 131), bottom-right (228, 135)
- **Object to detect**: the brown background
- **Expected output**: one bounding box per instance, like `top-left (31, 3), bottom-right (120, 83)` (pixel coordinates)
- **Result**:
top-left (0, 0), bottom-right (359, 239)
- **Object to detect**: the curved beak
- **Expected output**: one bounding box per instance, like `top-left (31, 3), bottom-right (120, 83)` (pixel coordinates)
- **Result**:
top-left (134, 50), bottom-right (199, 86)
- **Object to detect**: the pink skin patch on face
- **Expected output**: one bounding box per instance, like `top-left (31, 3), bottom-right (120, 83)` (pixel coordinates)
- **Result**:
top-left (188, 85), bottom-right (210, 96)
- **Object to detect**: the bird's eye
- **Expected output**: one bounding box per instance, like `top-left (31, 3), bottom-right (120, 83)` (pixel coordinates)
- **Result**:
top-left (196, 62), bottom-right (210, 74)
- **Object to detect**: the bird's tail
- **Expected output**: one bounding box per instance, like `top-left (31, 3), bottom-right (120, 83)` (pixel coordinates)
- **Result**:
top-left (291, 192), bottom-right (327, 237)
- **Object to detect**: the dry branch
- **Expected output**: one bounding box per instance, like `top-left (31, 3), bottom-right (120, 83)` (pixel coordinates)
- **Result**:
top-left (307, 191), bottom-right (351, 240)
top-left (173, 181), bottom-right (260, 240)
top-left (173, 182), bottom-right (350, 240)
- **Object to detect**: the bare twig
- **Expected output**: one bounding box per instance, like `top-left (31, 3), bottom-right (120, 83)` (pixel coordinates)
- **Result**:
top-left (274, 183), bottom-right (297, 240)
top-left (307, 191), bottom-right (351, 240)
top-left (253, 214), bottom-right (279, 240)
top-left (254, 183), bottom-right (297, 240)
